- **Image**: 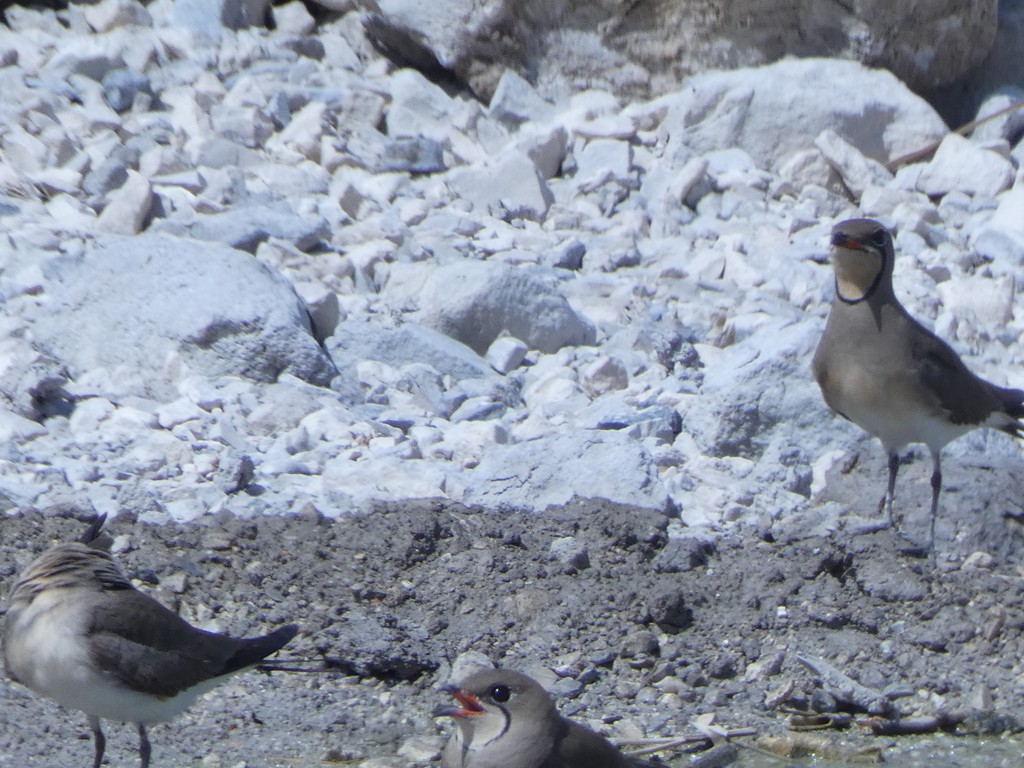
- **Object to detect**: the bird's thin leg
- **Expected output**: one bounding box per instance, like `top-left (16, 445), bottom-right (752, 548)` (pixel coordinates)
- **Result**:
top-left (877, 452), bottom-right (900, 525)
top-left (929, 452), bottom-right (942, 561)
top-left (89, 716), bottom-right (105, 768)
top-left (137, 723), bottom-right (151, 768)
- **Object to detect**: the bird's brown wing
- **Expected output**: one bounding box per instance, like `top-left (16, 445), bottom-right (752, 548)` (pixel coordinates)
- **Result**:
top-left (909, 319), bottom-right (1010, 427)
top-left (554, 719), bottom-right (657, 768)
top-left (85, 590), bottom-right (296, 697)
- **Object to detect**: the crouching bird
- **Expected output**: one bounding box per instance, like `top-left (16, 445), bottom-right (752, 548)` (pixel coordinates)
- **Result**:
top-left (812, 218), bottom-right (1024, 554)
top-left (2, 515), bottom-right (298, 768)
top-left (437, 668), bottom-right (660, 768)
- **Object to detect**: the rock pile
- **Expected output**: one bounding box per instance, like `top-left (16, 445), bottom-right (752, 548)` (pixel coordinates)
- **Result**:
top-left (1, 0), bottom-right (1023, 564)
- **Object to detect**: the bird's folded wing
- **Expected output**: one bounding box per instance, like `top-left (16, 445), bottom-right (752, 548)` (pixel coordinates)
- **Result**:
top-left (911, 328), bottom-right (1001, 425)
top-left (84, 591), bottom-right (243, 698)
top-left (556, 720), bottom-right (637, 768)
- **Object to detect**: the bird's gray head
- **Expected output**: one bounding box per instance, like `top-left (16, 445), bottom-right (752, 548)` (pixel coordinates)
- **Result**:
top-left (7, 542), bottom-right (131, 606)
top-left (829, 218), bottom-right (895, 304)
top-left (437, 669), bottom-right (558, 756)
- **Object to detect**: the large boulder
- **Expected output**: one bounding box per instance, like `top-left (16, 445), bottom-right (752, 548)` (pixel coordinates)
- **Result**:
top-left (660, 58), bottom-right (948, 170)
top-left (383, 261), bottom-right (597, 355)
top-left (30, 235), bottom-right (336, 401)
top-left (327, 319), bottom-right (496, 383)
top-left (930, 0), bottom-right (1024, 125)
top-left (354, 0), bottom-right (996, 101)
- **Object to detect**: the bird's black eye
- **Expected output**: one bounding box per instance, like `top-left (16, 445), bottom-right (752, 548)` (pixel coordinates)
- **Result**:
top-left (490, 685), bottom-right (511, 703)
top-left (869, 229), bottom-right (888, 248)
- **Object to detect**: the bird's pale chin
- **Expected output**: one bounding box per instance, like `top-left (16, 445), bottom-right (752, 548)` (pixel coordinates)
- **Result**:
top-left (832, 246), bottom-right (883, 302)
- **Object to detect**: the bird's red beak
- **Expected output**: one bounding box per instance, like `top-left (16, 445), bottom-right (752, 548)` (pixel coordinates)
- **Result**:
top-left (435, 686), bottom-right (485, 718)
top-left (831, 232), bottom-right (864, 250)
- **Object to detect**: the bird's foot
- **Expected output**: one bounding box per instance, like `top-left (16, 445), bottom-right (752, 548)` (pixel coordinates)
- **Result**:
top-left (897, 542), bottom-right (929, 559)
top-left (893, 527), bottom-right (930, 560)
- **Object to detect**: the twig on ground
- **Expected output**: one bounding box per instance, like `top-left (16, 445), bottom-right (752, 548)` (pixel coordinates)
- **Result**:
top-left (884, 100), bottom-right (1024, 171)
top-left (859, 712), bottom-right (963, 736)
top-left (618, 726), bottom-right (757, 757)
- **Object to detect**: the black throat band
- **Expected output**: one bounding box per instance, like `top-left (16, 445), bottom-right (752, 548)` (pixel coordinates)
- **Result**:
top-left (835, 257), bottom-right (886, 305)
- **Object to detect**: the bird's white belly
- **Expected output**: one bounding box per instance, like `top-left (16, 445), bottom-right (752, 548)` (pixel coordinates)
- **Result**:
top-left (5, 594), bottom-right (206, 724)
top-left (834, 370), bottom-right (971, 452)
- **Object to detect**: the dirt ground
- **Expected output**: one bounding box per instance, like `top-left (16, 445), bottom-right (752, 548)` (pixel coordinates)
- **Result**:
top-left (4, 450), bottom-right (1024, 767)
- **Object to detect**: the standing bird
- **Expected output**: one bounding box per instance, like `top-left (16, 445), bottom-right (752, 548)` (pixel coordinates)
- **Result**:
top-left (2, 516), bottom-right (298, 768)
top-left (437, 668), bottom-right (658, 768)
top-left (812, 218), bottom-right (1024, 553)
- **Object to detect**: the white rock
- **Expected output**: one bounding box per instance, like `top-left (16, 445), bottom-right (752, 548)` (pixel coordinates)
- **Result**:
top-left (319, 32), bottom-right (360, 70)
top-left (68, 397), bottom-right (117, 436)
top-left (449, 396), bottom-right (504, 424)
top-left (28, 167), bottom-right (82, 196)
top-left (429, 421), bottom-right (507, 467)
top-left (971, 88), bottom-right (1024, 144)
top-left (485, 336), bottom-right (528, 374)
top-left (860, 185), bottom-right (917, 219)
top-left (250, 161), bottom-right (330, 198)
top-left (271, 0), bottom-right (316, 35)
top-left (979, 184), bottom-right (1024, 237)
top-left (150, 0), bottom-right (253, 38)
top-left (267, 101), bottom-right (325, 162)
top-left (319, 456), bottom-right (449, 511)
top-left (151, 203), bottom-right (329, 253)
top-left (97, 170), bottom-right (153, 234)
top-left (581, 355), bottom-right (628, 396)
top-left (83, 0), bottom-right (152, 32)
top-left (488, 69), bottom-right (555, 126)
top-left (329, 323), bottom-right (491, 401)
top-left (642, 152), bottom-right (709, 236)
top-left (681, 319), bottom-right (826, 463)
top-left (549, 536), bottom-right (590, 569)
top-left (31, 235), bottom-right (336, 401)
top-left (892, 200), bottom-right (945, 247)
top-left (972, 228), bottom-right (1024, 267)
top-left (515, 124), bottom-right (568, 180)
top-left (916, 133), bottom-right (1014, 199)
top-left (46, 194), bottom-right (98, 231)
top-left (813, 129), bottom-right (893, 198)
top-left (462, 430), bottom-right (670, 514)
top-left (386, 261), bottom-right (596, 354)
top-left (162, 495), bottom-right (208, 523)
top-left (156, 397), bottom-right (204, 429)
top-left (207, 414), bottom-right (250, 451)
top-left (938, 273), bottom-right (1015, 333)
top-left (446, 149), bottom-right (553, 221)
top-left (397, 736), bottom-right (443, 764)
top-left (777, 150), bottom-right (838, 193)
top-left (667, 58), bottom-right (947, 169)
top-left (572, 114), bottom-right (635, 140)
top-left (212, 104), bottom-right (274, 149)
top-left (0, 409), bottom-right (47, 442)
top-left (387, 68), bottom-right (469, 142)
top-left (3, 125), bottom-right (48, 172)
top-left (292, 280), bottom-right (341, 343)
top-left (151, 170), bottom-right (205, 193)
top-left (573, 138), bottom-right (633, 191)
top-left (521, 371), bottom-right (589, 419)
top-left (4, 5), bottom-right (64, 32)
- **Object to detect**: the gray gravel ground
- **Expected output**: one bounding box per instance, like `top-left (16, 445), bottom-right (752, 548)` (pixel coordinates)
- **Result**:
top-left (4, 453), bottom-right (1024, 768)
